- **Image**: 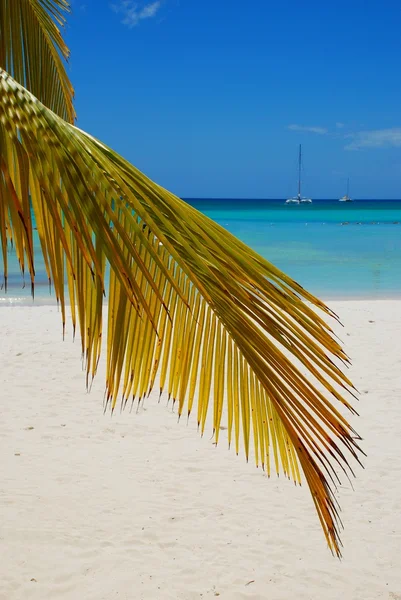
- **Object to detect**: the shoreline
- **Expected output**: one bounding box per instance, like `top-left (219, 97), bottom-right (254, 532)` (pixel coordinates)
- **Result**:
top-left (1, 293), bottom-right (400, 307)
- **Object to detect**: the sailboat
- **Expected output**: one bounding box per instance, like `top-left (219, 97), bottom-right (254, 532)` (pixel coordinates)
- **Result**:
top-left (339, 178), bottom-right (353, 202)
top-left (285, 145), bottom-right (312, 204)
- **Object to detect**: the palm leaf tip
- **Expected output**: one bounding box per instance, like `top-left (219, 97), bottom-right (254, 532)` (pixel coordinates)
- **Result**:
top-left (0, 68), bottom-right (362, 556)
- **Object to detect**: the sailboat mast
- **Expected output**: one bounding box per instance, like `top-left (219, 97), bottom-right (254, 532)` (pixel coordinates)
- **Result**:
top-left (347, 177), bottom-right (350, 197)
top-left (298, 144), bottom-right (301, 198)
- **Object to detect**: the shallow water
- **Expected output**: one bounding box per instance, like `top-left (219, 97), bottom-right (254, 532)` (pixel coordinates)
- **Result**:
top-left (1, 199), bottom-right (400, 303)
top-left (189, 199), bottom-right (401, 299)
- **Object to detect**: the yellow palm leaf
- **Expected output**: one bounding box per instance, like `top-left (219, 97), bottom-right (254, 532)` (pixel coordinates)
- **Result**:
top-left (0, 68), bottom-right (362, 556)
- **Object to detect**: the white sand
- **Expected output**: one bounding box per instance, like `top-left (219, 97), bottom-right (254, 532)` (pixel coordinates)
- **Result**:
top-left (1, 301), bottom-right (401, 600)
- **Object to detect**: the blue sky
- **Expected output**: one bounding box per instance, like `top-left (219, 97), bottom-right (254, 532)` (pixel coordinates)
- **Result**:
top-left (67, 0), bottom-right (401, 198)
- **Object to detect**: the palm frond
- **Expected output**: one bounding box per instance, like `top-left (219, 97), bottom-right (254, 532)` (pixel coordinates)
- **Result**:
top-left (0, 68), bottom-right (362, 556)
top-left (0, 0), bottom-right (74, 122)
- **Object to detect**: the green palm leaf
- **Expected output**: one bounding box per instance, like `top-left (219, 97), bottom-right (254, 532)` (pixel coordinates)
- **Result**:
top-left (0, 0), bottom-right (363, 557)
top-left (0, 0), bottom-right (74, 122)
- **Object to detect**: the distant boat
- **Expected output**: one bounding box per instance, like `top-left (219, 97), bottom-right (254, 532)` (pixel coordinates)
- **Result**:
top-left (285, 145), bottom-right (312, 204)
top-left (339, 178), bottom-right (353, 202)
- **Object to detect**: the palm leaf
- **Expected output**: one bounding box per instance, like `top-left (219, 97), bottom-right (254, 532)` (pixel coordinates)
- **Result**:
top-left (0, 0), bottom-right (74, 122)
top-left (0, 68), bottom-right (362, 555)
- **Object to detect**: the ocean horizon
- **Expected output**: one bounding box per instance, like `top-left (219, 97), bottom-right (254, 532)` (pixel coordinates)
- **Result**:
top-left (1, 198), bottom-right (401, 304)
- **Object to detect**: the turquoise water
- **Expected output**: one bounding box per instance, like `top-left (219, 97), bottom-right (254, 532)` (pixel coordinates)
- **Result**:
top-left (187, 199), bottom-right (401, 299)
top-left (1, 199), bottom-right (401, 302)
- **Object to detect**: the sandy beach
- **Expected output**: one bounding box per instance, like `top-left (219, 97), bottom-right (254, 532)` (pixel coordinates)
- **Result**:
top-left (1, 300), bottom-right (400, 600)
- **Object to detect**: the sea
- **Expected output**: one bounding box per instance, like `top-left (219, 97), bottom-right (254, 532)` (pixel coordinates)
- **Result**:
top-left (1, 199), bottom-right (401, 303)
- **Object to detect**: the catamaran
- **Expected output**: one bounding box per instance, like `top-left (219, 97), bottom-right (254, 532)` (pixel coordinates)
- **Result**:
top-left (285, 144), bottom-right (312, 204)
top-left (339, 178), bottom-right (353, 202)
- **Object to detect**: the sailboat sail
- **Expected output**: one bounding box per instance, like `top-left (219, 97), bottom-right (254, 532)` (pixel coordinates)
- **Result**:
top-left (285, 145), bottom-right (312, 204)
top-left (339, 178), bottom-right (353, 202)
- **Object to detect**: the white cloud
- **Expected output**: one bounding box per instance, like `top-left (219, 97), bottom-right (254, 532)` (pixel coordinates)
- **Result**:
top-left (140, 1), bottom-right (160, 18)
top-left (345, 128), bottom-right (401, 150)
top-left (111, 1), bottom-right (161, 27)
top-left (287, 124), bottom-right (328, 135)
top-left (336, 122), bottom-right (345, 129)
